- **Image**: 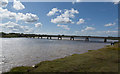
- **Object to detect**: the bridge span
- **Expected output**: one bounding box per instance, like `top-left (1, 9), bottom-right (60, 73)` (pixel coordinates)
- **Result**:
top-left (24, 35), bottom-right (120, 42)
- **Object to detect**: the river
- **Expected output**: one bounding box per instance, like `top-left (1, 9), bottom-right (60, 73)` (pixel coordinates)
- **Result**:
top-left (0, 38), bottom-right (117, 72)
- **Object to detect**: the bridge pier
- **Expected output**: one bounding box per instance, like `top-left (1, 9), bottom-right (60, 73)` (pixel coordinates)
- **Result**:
top-left (47, 36), bottom-right (49, 39)
top-left (50, 37), bottom-right (52, 39)
top-left (58, 37), bottom-right (62, 40)
top-left (70, 37), bottom-right (74, 40)
top-left (85, 37), bottom-right (89, 41)
top-left (47, 36), bottom-right (52, 39)
top-left (104, 38), bottom-right (107, 42)
top-left (40, 36), bottom-right (42, 39)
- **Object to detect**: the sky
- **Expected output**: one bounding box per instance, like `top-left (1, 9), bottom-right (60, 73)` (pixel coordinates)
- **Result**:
top-left (0, 0), bottom-right (119, 37)
top-left (8, 0), bottom-right (120, 2)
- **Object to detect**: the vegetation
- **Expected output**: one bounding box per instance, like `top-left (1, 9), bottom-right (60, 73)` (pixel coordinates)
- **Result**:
top-left (4, 43), bottom-right (119, 73)
top-left (0, 32), bottom-right (64, 38)
top-left (0, 32), bottom-right (39, 38)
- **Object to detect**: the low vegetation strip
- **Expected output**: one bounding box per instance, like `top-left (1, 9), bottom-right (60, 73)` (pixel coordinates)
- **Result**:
top-left (5, 43), bottom-right (119, 73)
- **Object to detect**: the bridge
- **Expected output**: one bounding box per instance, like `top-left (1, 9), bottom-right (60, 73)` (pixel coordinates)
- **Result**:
top-left (24, 35), bottom-right (120, 42)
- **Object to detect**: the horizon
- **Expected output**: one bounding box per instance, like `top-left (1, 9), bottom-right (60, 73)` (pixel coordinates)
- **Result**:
top-left (0, 32), bottom-right (119, 37)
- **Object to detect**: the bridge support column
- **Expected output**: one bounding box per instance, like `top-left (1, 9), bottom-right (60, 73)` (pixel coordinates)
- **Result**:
top-left (61, 37), bottom-right (62, 40)
top-left (47, 36), bottom-right (49, 39)
top-left (41, 36), bottom-right (42, 39)
top-left (58, 37), bottom-right (62, 40)
top-left (70, 37), bottom-right (74, 40)
top-left (85, 37), bottom-right (89, 41)
top-left (38, 37), bottom-right (39, 39)
top-left (50, 37), bottom-right (52, 39)
top-left (47, 36), bottom-right (52, 39)
top-left (104, 38), bottom-right (107, 42)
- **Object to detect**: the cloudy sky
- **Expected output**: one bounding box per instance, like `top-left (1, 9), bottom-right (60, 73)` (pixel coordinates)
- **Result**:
top-left (0, 0), bottom-right (119, 37)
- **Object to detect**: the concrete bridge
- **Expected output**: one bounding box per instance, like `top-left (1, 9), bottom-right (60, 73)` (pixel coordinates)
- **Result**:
top-left (24, 35), bottom-right (120, 42)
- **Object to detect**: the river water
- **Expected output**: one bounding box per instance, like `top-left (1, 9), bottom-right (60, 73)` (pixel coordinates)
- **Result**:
top-left (0, 38), bottom-right (117, 72)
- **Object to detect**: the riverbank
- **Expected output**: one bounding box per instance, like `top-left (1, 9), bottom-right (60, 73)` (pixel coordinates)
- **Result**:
top-left (4, 43), bottom-right (119, 73)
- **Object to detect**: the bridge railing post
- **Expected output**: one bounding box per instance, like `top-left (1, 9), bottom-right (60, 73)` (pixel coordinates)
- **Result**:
top-left (104, 38), bottom-right (107, 42)
top-left (85, 37), bottom-right (89, 41)
top-left (70, 37), bottom-right (74, 40)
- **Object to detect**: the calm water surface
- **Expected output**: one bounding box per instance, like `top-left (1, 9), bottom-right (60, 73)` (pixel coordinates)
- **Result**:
top-left (0, 38), bottom-right (114, 72)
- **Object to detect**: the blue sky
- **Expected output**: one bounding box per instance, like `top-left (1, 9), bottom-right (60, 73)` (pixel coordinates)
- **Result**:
top-left (0, 0), bottom-right (118, 37)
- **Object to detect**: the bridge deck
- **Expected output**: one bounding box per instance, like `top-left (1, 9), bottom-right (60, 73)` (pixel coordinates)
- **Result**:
top-left (29, 35), bottom-right (120, 40)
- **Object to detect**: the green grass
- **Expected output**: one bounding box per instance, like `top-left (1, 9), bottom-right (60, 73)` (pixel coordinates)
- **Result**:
top-left (9, 66), bottom-right (33, 72)
top-left (5, 43), bottom-right (120, 73)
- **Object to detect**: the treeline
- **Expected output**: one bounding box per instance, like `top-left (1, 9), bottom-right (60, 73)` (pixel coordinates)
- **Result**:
top-left (0, 32), bottom-right (39, 38)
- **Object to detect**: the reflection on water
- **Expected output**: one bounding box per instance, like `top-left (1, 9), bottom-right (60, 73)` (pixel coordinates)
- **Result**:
top-left (0, 38), bottom-right (116, 72)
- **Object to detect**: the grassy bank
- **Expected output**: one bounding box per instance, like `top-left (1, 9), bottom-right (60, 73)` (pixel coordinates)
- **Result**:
top-left (5, 43), bottom-right (119, 73)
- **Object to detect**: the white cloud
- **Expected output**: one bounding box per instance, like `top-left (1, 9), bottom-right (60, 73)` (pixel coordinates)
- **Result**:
top-left (0, 21), bottom-right (32, 33)
top-left (74, 0), bottom-right (120, 2)
top-left (97, 30), bottom-right (118, 36)
top-left (73, 0), bottom-right (120, 4)
top-left (0, 0), bottom-right (40, 33)
top-left (77, 18), bottom-right (85, 24)
top-left (35, 23), bottom-right (43, 27)
top-left (104, 23), bottom-right (116, 27)
top-left (62, 8), bottom-right (79, 18)
top-left (0, 8), bottom-right (39, 23)
top-left (57, 24), bottom-right (70, 30)
top-left (13, 0), bottom-right (25, 10)
top-left (72, 1), bottom-right (75, 4)
top-left (47, 8), bottom-right (61, 16)
top-left (75, 30), bottom-right (118, 36)
top-left (51, 16), bottom-right (74, 24)
top-left (51, 8), bottom-right (79, 24)
top-left (105, 30), bottom-right (118, 34)
top-left (0, 0), bottom-right (8, 7)
top-left (81, 26), bottom-right (95, 32)
top-left (72, 0), bottom-right (82, 4)
top-left (0, 7), bottom-right (17, 19)
top-left (114, 2), bottom-right (119, 4)
top-left (76, 0), bottom-right (82, 2)
top-left (113, 1), bottom-right (120, 4)
top-left (16, 13), bottom-right (39, 23)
